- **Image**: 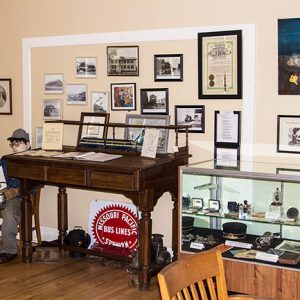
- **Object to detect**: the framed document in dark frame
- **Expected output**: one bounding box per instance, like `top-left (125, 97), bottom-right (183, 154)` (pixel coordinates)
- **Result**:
top-left (198, 30), bottom-right (242, 99)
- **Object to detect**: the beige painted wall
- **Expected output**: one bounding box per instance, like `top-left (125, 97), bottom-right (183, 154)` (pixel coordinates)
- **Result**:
top-left (1, 0), bottom-right (300, 247)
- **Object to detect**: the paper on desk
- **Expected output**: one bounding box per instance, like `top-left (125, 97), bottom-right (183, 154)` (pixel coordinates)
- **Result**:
top-left (54, 151), bottom-right (123, 162)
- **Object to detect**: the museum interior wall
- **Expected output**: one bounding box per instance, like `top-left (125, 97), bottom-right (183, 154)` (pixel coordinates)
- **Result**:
top-left (0, 0), bottom-right (299, 247)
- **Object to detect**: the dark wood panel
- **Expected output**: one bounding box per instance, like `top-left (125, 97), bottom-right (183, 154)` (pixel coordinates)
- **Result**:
top-left (7, 161), bottom-right (46, 181)
top-left (88, 170), bottom-right (137, 191)
top-left (47, 167), bottom-right (86, 185)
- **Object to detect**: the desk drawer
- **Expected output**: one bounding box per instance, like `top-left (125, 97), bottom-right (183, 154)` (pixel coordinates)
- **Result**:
top-left (7, 162), bottom-right (45, 180)
top-left (89, 171), bottom-right (137, 191)
top-left (47, 167), bottom-right (86, 186)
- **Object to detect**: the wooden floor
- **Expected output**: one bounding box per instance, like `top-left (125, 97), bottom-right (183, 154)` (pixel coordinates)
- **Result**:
top-left (0, 251), bottom-right (161, 300)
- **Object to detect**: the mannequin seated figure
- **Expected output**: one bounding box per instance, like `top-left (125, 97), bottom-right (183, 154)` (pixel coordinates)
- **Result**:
top-left (0, 128), bottom-right (31, 263)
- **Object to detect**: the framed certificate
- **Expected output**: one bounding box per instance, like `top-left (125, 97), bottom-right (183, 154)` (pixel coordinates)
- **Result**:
top-left (198, 30), bottom-right (242, 99)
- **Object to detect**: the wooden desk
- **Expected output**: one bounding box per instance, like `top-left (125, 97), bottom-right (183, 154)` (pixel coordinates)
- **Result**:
top-left (5, 149), bottom-right (189, 290)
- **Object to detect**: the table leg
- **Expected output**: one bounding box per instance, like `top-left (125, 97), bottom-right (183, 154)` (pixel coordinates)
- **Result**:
top-left (21, 192), bottom-right (32, 263)
top-left (138, 210), bottom-right (152, 291)
top-left (57, 186), bottom-right (68, 244)
top-left (172, 194), bottom-right (178, 261)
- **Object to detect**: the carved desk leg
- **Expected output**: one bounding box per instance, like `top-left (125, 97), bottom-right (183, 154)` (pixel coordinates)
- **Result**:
top-left (137, 189), bottom-right (154, 291)
top-left (21, 192), bottom-right (32, 263)
top-left (57, 186), bottom-right (68, 244)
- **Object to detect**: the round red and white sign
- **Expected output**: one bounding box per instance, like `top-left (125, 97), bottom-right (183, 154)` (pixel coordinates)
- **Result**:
top-left (92, 204), bottom-right (138, 250)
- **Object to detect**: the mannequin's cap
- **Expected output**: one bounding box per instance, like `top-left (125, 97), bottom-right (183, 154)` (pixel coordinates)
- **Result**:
top-left (7, 128), bottom-right (30, 142)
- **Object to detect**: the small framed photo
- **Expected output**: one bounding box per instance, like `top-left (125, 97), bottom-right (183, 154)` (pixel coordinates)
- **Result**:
top-left (277, 115), bottom-right (300, 154)
top-left (91, 92), bottom-right (109, 113)
top-left (0, 78), bottom-right (12, 115)
top-left (77, 112), bottom-right (110, 147)
top-left (140, 88), bottom-right (169, 115)
top-left (76, 57), bottom-right (97, 78)
top-left (175, 105), bottom-right (205, 133)
top-left (154, 54), bottom-right (183, 81)
top-left (44, 74), bottom-right (64, 94)
top-left (208, 199), bottom-right (221, 212)
top-left (124, 114), bottom-right (170, 154)
top-left (107, 46), bottom-right (139, 76)
top-left (43, 99), bottom-right (62, 120)
top-left (111, 83), bottom-right (136, 111)
top-left (66, 84), bottom-right (87, 105)
top-left (192, 198), bottom-right (204, 210)
top-left (198, 30), bottom-right (242, 99)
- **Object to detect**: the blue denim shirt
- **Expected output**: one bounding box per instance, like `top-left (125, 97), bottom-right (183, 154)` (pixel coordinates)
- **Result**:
top-left (0, 159), bottom-right (20, 189)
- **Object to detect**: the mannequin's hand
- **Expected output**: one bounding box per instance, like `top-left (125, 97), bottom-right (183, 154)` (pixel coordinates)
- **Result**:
top-left (3, 188), bottom-right (19, 200)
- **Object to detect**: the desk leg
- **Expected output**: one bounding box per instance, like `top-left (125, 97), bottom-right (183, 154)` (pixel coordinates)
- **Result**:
top-left (138, 210), bottom-right (152, 291)
top-left (21, 193), bottom-right (32, 263)
top-left (57, 187), bottom-right (68, 244)
top-left (172, 194), bottom-right (178, 261)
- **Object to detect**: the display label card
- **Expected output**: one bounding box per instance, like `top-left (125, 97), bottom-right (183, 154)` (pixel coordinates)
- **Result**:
top-left (225, 240), bottom-right (252, 249)
top-left (265, 211), bottom-right (280, 220)
top-left (190, 242), bottom-right (205, 250)
top-left (255, 251), bottom-right (278, 263)
top-left (0, 166), bottom-right (7, 190)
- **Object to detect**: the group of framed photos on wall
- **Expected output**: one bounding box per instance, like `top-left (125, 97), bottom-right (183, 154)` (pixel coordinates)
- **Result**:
top-left (33, 26), bottom-right (300, 159)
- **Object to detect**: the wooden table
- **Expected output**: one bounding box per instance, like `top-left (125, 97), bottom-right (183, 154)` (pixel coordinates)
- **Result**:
top-left (5, 149), bottom-right (189, 290)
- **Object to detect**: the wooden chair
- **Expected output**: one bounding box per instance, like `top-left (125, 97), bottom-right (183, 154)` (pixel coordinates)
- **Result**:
top-left (0, 188), bottom-right (42, 245)
top-left (157, 250), bottom-right (273, 300)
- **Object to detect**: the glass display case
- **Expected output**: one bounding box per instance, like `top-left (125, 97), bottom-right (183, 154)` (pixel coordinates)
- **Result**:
top-left (179, 159), bottom-right (300, 266)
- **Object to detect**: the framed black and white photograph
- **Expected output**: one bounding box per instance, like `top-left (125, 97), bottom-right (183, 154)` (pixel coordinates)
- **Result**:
top-left (44, 74), bottom-right (64, 94)
top-left (0, 78), bottom-right (12, 115)
top-left (107, 46), bottom-right (139, 76)
top-left (214, 111), bottom-right (241, 147)
top-left (91, 92), bottom-right (109, 113)
top-left (198, 30), bottom-right (242, 99)
top-left (77, 112), bottom-right (110, 147)
top-left (66, 84), bottom-right (87, 105)
top-left (175, 105), bottom-right (205, 133)
top-left (76, 57), bottom-right (97, 78)
top-left (154, 54), bottom-right (183, 81)
top-left (124, 114), bottom-right (170, 154)
top-left (111, 83), bottom-right (136, 111)
top-left (277, 115), bottom-right (300, 154)
top-left (140, 88), bottom-right (169, 115)
top-left (43, 99), bottom-right (62, 120)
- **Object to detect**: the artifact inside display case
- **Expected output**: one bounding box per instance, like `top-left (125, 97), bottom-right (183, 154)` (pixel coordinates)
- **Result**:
top-left (179, 159), bottom-right (300, 269)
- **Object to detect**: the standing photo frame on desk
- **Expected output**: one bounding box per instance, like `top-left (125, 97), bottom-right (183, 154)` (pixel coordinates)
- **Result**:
top-left (77, 112), bottom-right (110, 148)
top-left (198, 30), bottom-right (242, 99)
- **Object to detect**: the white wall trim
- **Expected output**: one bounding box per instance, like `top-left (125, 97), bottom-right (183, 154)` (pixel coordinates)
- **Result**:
top-left (22, 24), bottom-right (255, 159)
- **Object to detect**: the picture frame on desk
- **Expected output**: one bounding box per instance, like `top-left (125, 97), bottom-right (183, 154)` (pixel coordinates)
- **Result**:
top-left (277, 115), bottom-right (300, 154)
top-left (140, 88), bottom-right (169, 115)
top-left (77, 112), bottom-right (110, 147)
top-left (0, 78), bottom-right (12, 115)
top-left (198, 30), bottom-right (242, 99)
top-left (154, 54), bottom-right (183, 81)
top-left (124, 114), bottom-right (170, 154)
